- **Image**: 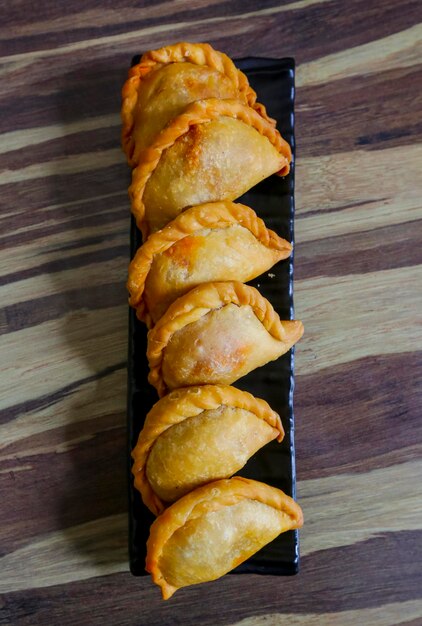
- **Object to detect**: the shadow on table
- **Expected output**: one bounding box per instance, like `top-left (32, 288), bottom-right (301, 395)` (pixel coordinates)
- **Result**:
top-left (48, 59), bottom-right (131, 573)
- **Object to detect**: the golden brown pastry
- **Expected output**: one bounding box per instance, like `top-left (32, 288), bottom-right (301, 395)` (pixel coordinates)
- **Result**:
top-left (146, 476), bottom-right (303, 599)
top-left (147, 281), bottom-right (304, 396)
top-left (122, 42), bottom-right (274, 167)
top-left (129, 98), bottom-right (291, 236)
top-left (127, 200), bottom-right (292, 326)
top-left (132, 385), bottom-right (284, 515)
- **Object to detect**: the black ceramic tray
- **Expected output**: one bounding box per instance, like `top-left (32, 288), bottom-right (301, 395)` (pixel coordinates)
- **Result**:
top-left (127, 57), bottom-right (298, 576)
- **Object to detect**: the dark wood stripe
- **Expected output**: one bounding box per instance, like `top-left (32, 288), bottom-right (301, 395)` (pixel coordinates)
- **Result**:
top-left (0, 282), bottom-right (126, 335)
top-left (296, 220), bottom-right (422, 280)
top-left (0, 201), bottom-right (127, 251)
top-left (297, 66), bottom-right (422, 156)
top-left (0, 63), bottom-right (126, 134)
top-left (0, 244), bottom-right (127, 287)
top-left (1, 531), bottom-right (420, 624)
top-left (0, 165), bottom-right (128, 217)
top-left (0, 412), bottom-right (126, 554)
top-left (0, 0), bottom-right (230, 44)
top-left (0, 0), bottom-right (418, 63)
top-left (296, 198), bottom-right (385, 219)
top-left (295, 352), bottom-right (422, 480)
top-left (0, 125), bottom-right (120, 171)
top-left (48, 232), bottom-right (124, 254)
top-left (0, 361), bottom-right (125, 426)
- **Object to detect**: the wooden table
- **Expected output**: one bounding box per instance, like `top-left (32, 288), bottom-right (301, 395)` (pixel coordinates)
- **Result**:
top-left (1, 2), bottom-right (421, 624)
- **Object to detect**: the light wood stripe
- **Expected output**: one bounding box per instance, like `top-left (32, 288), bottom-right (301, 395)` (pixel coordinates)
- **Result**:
top-left (0, 513), bottom-right (128, 593)
top-left (0, 0), bottom-right (332, 39)
top-left (299, 459), bottom-right (422, 556)
top-left (0, 1), bottom-right (226, 37)
top-left (0, 368), bottom-right (126, 449)
top-left (295, 265), bottom-right (422, 376)
top-left (0, 149), bottom-right (124, 185)
top-left (0, 0), bottom-right (333, 64)
top-left (0, 306), bottom-right (126, 411)
top-left (0, 190), bottom-right (125, 227)
top-left (297, 23), bottom-right (422, 87)
top-left (0, 463), bottom-right (32, 475)
top-left (296, 143), bottom-right (422, 241)
top-left (0, 114), bottom-right (119, 155)
top-left (229, 600), bottom-right (422, 626)
top-left (297, 143), bottom-right (421, 213)
top-left (0, 217), bottom-right (127, 281)
top-left (0, 255), bottom-right (126, 309)
top-left (0, 432), bottom-right (102, 463)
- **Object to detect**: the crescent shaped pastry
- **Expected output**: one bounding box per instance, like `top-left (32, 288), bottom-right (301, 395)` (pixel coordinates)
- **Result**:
top-left (129, 98), bottom-right (292, 236)
top-left (122, 42), bottom-right (274, 166)
top-left (132, 385), bottom-right (284, 515)
top-left (146, 476), bottom-right (304, 599)
top-left (127, 201), bottom-right (292, 327)
top-left (147, 281), bottom-right (304, 396)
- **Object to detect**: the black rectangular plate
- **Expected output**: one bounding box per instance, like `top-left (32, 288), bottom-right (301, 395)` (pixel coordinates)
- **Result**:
top-left (127, 57), bottom-right (298, 576)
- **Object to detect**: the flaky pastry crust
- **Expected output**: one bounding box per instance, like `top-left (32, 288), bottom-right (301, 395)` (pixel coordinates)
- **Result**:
top-left (127, 200), bottom-right (292, 325)
top-left (132, 384), bottom-right (284, 515)
top-left (146, 476), bottom-right (304, 599)
top-left (129, 98), bottom-right (292, 236)
top-left (121, 42), bottom-right (274, 165)
top-left (147, 281), bottom-right (304, 396)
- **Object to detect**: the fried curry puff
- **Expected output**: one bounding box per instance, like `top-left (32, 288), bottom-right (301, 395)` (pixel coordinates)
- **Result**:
top-left (132, 385), bottom-right (284, 515)
top-left (147, 281), bottom-right (304, 396)
top-left (127, 200), bottom-right (292, 326)
top-left (146, 477), bottom-right (303, 599)
top-left (129, 98), bottom-right (291, 236)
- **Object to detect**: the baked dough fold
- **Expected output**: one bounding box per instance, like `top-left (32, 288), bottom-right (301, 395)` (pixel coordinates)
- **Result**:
top-left (147, 281), bottom-right (304, 396)
top-left (121, 42), bottom-right (274, 166)
top-left (127, 200), bottom-right (292, 326)
top-left (146, 476), bottom-right (304, 599)
top-left (132, 384), bottom-right (284, 515)
top-left (129, 98), bottom-right (291, 236)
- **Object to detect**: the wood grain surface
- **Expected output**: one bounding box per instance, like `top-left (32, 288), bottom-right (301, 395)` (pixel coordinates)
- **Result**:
top-left (1, 1), bottom-right (421, 624)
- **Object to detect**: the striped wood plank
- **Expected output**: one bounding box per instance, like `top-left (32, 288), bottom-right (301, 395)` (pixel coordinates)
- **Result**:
top-left (0, 0), bottom-right (421, 624)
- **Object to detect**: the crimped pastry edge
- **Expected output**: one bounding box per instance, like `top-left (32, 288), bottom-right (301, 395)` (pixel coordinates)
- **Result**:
top-left (128, 98), bottom-right (292, 237)
top-left (131, 384), bottom-right (284, 516)
top-left (146, 476), bottom-right (304, 599)
top-left (127, 200), bottom-right (292, 324)
top-left (121, 42), bottom-right (275, 166)
top-left (146, 281), bottom-right (304, 397)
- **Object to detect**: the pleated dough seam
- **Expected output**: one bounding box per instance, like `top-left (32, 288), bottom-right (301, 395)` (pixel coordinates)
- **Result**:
top-left (146, 281), bottom-right (295, 396)
top-left (121, 42), bottom-right (273, 166)
top-left (128, 98), bottom-right (291, 236)
top-left (131, 384), bottom-right (284, 514)
top-left (127, 200), bottom-right (292, 322)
